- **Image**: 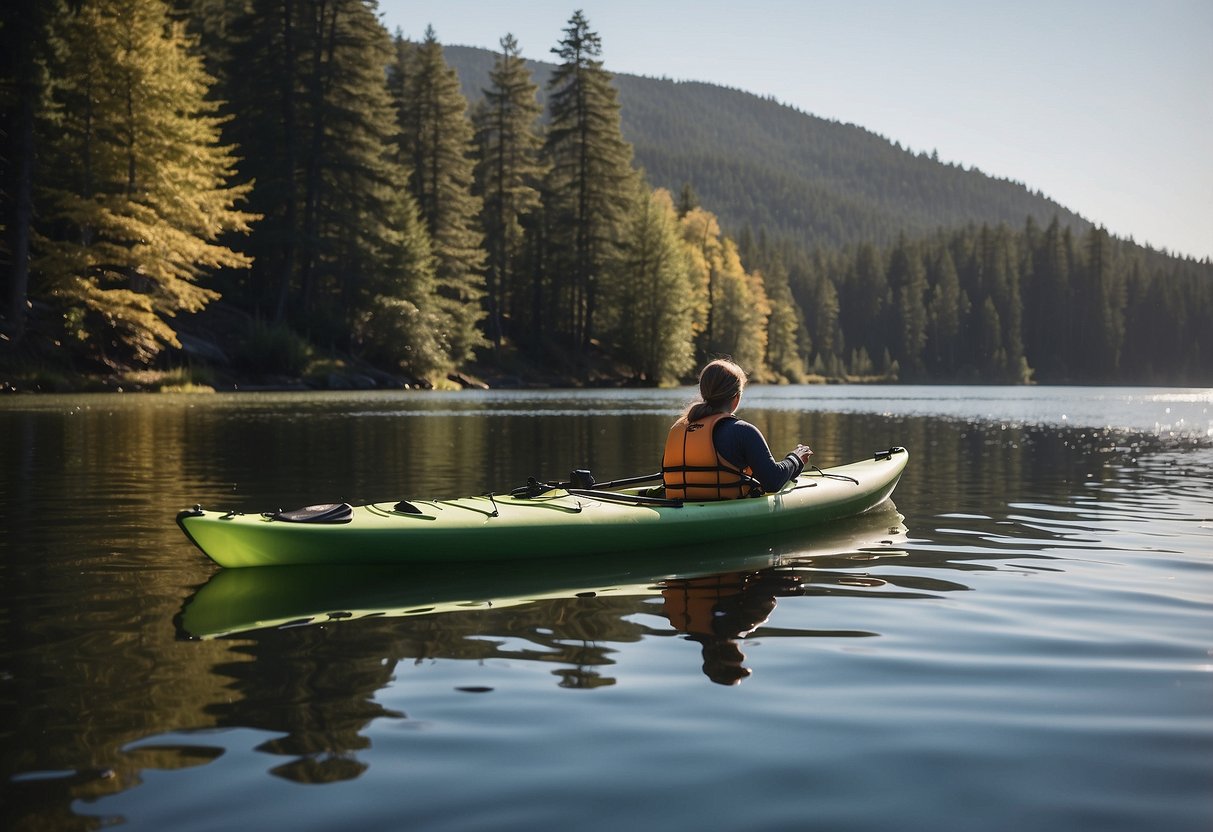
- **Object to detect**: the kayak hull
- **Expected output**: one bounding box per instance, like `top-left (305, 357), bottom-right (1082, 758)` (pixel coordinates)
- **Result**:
top-left (178, 503), bottom-right (909, 639)
top-left (177, 448), bottom-right (908, 568)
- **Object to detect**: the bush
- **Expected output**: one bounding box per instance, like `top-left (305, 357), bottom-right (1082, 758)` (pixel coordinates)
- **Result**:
top-left (236, 320), bottom-right (312, 376)
top-left (155, 366), bottom-right (215, 392)
top-left (353, 295), bottom-right (449, 382)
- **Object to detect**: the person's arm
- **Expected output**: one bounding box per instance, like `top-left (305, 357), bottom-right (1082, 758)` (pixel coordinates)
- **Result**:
top-left (723, 422), bottom-right (806, 492)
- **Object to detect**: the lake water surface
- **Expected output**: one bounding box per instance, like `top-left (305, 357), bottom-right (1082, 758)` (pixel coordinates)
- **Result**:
top-left (1, 385), bottom-right (1211, 831)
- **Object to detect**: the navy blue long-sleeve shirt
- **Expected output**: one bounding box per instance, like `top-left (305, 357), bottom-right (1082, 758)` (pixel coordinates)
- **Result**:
top-left (713, 417), bottom-right (804, 492)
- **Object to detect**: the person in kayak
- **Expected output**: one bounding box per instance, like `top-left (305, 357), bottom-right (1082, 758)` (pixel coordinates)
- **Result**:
top-left (662, 358), bottom-right (813, 500)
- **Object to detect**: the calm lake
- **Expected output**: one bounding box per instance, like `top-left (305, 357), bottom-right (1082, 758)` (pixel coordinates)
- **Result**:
top-left (2, 385), bottom-right (1210, 831)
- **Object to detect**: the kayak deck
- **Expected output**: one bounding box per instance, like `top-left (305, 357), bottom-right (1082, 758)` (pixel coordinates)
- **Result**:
top-left (178, 448), bottom-right (908, 568)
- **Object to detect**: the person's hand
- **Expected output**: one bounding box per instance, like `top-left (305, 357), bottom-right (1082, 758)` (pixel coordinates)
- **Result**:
top-left (792, 444), bottom-right (814, 464)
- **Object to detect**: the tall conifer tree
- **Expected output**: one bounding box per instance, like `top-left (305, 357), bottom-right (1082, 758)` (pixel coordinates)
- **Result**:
top-left (712, 238), bottom-right (770, 374)
top-left (1077, 227), bottom-right (1125, 380)
top-left (602, 186), bottom-right (694, 383)
top-left (976, 225), bottom-right (1027, 380)
top-left (353, 188), bottom-right (447, 381)
top-left (926, 247), bottom-right (966, 374)
top-left (219, 0), bottom-right (302, 318)
top-left (679, 207), bottom-right (722, 359)
top-left (396, 28), bottom-right (487, 364)
top-left (542, 10), bottom-right (634, 351)
top-left (34, 0), bottom-right (255, 363)
top-left (1023, 217), bottom-right (1072, 379)
top-left (840, 243), bottom-right (890, 366)
top-left (760, 259), bottom-right (805, 382)
top-left (222, 0), bottom-right (437, 372)
top-left (0, 0), bottom-right (65, 342)
top-left (472, 34), bottom-right (545, 350)
top-left (809, 273), bottom-right (841, 373)
top-left (886, 237), bottom-right (928, 377)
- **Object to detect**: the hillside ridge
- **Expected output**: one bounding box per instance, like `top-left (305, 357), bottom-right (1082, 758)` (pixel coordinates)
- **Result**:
top-left (443, 43), bottom-right (1091, 249)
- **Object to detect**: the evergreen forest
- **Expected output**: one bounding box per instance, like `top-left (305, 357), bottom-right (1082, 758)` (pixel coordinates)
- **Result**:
top-left (2, 0), bottom-right (1210, 390)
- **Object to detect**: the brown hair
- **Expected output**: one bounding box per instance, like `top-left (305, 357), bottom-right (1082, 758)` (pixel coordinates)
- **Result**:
top-left (682, 359), bottom-right (747, 423)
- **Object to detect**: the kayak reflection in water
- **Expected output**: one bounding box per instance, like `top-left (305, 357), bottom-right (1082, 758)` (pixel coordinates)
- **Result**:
top-left (662, 359), bottom-right (813, 501)
top-left (660, 570), bottom-right (805, 685)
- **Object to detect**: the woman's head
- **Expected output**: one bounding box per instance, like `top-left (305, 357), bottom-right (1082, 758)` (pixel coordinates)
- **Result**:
top-left (699, 359), bottom-right (746, 408)
top-left (684, 359), bottom-right (747, 422)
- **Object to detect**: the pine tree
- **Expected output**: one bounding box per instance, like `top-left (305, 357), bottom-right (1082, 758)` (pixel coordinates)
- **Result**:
top-left (977, 295), bottom-right (1004, 373)
top-left (171, 0), bottom-right (245, 83)
top-left (810, 274), bottom-right (841, 372)
top-left (542, 10), bottom-right (635, 351)
top-left (977, 225), bottom-right (1026, 380)
top-left (602, 186), bottom-right (694, 383)
top-left (887, 237), bottom-right (927, 377)
top-left (218, 0), bottom-right (302, 318)
top-left (679, 207), bottom-right (722, 358)
top-left (712, 238), bottom-right (770, 374)
top-left (1076, 226), bottom-right (1125, 380)
top-left (33, 0), bottom-right (255, 364)
top-left (1021, 217), bottom-right (1074, 380)
top-left (216, 1), bottom-right (445, 378)
top-left (1119, 255), bottom-right (1154, 380)
top-left (925, 246), bottom-right (966, 375)
top-left (352, 188), bottom-right (447, 380)
top-left (290, 0), bottom-right (407, 329)
top-left (317, 12), bottom-right (449, 380)
top-left (472, 33), bottom-right (545, 350)
top-left (761, 257), bottom-right (805, 382)
top-left (839, 242), bottom-right (890, 365)
top-left (676, 182), bottom-right (699, 217)
top-left (1, 0), bottom-right (65, 341)
top-left (396, 28), bottom-right (487, 365)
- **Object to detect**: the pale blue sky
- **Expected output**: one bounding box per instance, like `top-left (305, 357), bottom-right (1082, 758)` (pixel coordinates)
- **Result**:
top-left (377, 1), bottom-right (1212, 261)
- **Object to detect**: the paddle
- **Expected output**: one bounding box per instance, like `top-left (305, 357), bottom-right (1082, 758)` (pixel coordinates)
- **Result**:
top-left (511, 470), bottom-right (663, 498)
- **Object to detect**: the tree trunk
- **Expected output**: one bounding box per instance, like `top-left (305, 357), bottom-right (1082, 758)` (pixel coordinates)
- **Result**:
top-left (273, 0), bottom-right (298, 322)
top-left (3, 1), bottom-right (38, 341)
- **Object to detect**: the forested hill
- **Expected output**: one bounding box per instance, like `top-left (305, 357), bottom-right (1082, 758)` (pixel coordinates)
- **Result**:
top-left (443, 44), bottom-right (1091, 250)
top-left (5, 5), bottom-right (1207, 392)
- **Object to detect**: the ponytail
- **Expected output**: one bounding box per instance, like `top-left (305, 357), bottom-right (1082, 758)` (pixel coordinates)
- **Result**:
top-left (680, 359), bottom-right (747, 423)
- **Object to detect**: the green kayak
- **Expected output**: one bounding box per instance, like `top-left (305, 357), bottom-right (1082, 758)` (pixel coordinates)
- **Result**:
top-left (177, 447), bottom-right (908, 568)
top-left (178, 504), bottom-right (909, 639)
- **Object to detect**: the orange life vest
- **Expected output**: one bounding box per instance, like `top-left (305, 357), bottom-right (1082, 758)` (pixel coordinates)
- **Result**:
top-left (662, 412), bottom-right (755, 500)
